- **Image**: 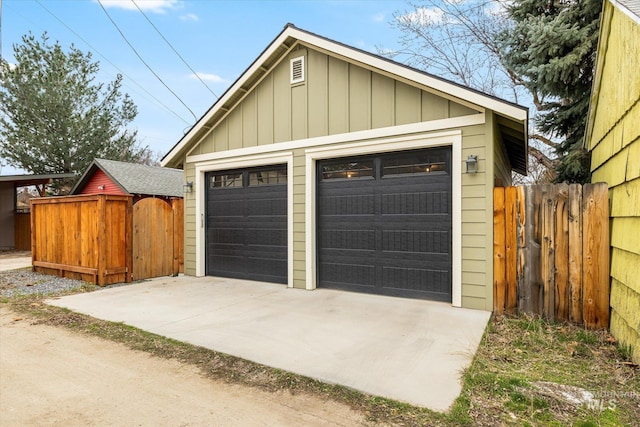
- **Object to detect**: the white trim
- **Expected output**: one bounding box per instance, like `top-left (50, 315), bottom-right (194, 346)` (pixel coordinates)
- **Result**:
top-left (187, 114), bottom-right (484, 165)
top-left (305, 130), bottom-right (463, 307)
top-left (194, 152), bottom-right (295, 288)
top-left (611, 0), bottom-right (640, 25)
top-left (162, 24), bottom-right (527, 166)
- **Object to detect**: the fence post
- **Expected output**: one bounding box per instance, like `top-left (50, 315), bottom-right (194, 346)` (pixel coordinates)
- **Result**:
top-left (125, 196), bottom-right (133, 283)
top-left (555, 183), bottom-right (570, 321)
top-left (96, 195), bottom-right (107, 286)
top-left (522, 185), bottom-right (544, 315)
top-left (172, 198), bottom-right (184, 275)
top-left (493, 187), bottom-right (506, 314)
top-left (516, 186), bottom-right (527, 312)
top-left (568, 184), bottom-right (583, 324)
top-left (541, 185), bottom-right (556, 320)
top-left (30, 200), bottom-right (36, 269)
top-left (505, 187), bottom-right (518, 314)
top-left (582, 183), bottom-right (610, 329)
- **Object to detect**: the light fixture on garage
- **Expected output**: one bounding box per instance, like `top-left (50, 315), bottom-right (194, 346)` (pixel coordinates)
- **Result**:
top-left (465, 155), bottom-right (478, 174)
top-left (183, 181), bottom-right (193, 193)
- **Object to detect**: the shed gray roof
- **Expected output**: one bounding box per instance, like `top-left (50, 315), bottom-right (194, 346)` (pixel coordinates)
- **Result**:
top-left (0, 172), bottom-right (75, 185)
top-left (71, 159), bottom-right (184, 198)
top-left (616, 0), bottom-right (640, 21)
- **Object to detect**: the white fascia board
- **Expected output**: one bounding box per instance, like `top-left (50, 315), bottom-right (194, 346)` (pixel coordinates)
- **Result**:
top-left (187, 114), bottom-right (485, 165)
top-left (286, 27), bottom-right (528, 122)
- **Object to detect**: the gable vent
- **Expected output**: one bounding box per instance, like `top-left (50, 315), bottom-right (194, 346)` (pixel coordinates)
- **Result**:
top-left (290, 56), bottom-right (305, 84)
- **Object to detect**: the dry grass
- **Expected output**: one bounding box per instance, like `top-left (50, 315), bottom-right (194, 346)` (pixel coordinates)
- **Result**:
top-left (459, 314), bottom-right (640, 426)
top-left (3, 283), bottom-right (639, 426)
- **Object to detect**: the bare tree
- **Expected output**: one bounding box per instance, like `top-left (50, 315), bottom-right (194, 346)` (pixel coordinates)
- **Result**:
top-left (384, 0), bottom-right (556, 183)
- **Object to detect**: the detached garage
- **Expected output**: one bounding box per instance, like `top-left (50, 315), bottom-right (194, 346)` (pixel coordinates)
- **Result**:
top-left (162, 24), bottom-right (528, 310)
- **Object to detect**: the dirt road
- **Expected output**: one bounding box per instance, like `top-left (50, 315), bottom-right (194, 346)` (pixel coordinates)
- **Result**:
top-left (0, 306), bottom-right (365, 426)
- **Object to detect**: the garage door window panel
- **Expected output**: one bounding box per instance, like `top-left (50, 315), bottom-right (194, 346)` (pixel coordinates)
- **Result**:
top-left (249, 168), bottom-right (288, 186)
top-left (210, 173), bottom-right (243, 189)
top-left (382, 152), bottom-right (448, 177)
top-left (321, 159), bottom-right (374, 180)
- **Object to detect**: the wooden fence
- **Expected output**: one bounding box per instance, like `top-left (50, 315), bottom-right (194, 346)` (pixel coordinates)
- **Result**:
top-left (14, 211), bottom-right (31, 251)
top-left (31, 195), bottom-right (132, 285)
top-left (31, 195), bottom-right (184, 285)
top-left (133, 198), bottom-right (184, 280)
top-left (493, 183), bottom-right (610, 328)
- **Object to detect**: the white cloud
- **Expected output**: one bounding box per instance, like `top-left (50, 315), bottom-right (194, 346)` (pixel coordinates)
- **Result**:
top-left (180, 13), bottom-right (199, 22)
top-left (396, 7), bottom-right (445, 26)
top-left (377, 48), bottom-right (397, 56)
top-left (372, 12), bottom-right (385, 23)
top-left (190, 73), bottom-right (228, 84)
top-left (97, 0), bottom-right (181, 14)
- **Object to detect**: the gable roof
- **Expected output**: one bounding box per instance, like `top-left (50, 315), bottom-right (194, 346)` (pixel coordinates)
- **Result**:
top-left (71, 159), bottom-right (183, 198)
top-left (162, 24), bottom-right (528, 174)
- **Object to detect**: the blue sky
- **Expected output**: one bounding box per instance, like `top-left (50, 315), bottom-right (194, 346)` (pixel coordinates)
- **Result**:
top-left (1, 0), bottom-right (412, 174)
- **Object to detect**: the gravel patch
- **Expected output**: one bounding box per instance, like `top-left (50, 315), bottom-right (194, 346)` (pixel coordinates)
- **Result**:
top-left (0, 270), bottom-right (91, 297)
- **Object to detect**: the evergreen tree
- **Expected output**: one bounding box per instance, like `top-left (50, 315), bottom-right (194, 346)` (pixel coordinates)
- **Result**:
top-left (0, 33), bottom-right (150, 193)
top-left (499, 0), bottom-right (602, 183)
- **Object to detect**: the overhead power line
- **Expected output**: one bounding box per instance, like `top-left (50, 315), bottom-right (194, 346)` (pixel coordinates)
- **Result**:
top-left (131, 0), bottom-right (218, 99)
top-left (34, 0), bottom-right (191, 126)
top-left (97, 0), bottom-right (198, 121)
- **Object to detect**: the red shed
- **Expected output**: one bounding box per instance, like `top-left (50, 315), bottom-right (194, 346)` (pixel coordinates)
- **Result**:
top-left (71, 158), bottom-right (183, 202)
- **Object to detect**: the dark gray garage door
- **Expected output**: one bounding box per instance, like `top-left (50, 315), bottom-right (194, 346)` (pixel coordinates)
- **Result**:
top-left (206, 165), bottom-right (287, 284)
top-left (317, 148), bottom-right (451, 301)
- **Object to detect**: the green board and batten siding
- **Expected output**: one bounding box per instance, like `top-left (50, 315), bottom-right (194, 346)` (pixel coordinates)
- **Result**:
top-left (181, 43), bottom-right (511, 311)
top-left (587, 1), bottom-right (640, 362)
top-left (189, 48), bottom-right (478, 155)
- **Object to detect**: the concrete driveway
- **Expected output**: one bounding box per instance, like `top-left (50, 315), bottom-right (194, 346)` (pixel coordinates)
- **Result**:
top-left (0, 251), bottom-right (31, 272)
top-left (48, 276), bottom-right (490, 411)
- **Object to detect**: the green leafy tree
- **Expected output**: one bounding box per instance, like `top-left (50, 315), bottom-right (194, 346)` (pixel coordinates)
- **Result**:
top-left (498, 0), bottom-right (602, 183)
top-left (0, 32), bottom-right (150, 193)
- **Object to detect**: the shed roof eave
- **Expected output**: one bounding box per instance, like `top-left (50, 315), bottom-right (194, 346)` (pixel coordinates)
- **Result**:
top-left (0, 172), bottom-right (75, 183)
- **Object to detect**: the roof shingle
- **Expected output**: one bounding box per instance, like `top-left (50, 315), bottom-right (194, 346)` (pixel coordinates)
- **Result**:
top-left (72, 159), bottom-right (184, 198)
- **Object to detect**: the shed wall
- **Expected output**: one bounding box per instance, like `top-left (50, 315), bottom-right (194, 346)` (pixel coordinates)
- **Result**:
top-left (77, 169), bottom-right (127, 195)
top-left (588, 2), bottom-right (640, 362)
top-left (0, 182), bottom-right (15, 250)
